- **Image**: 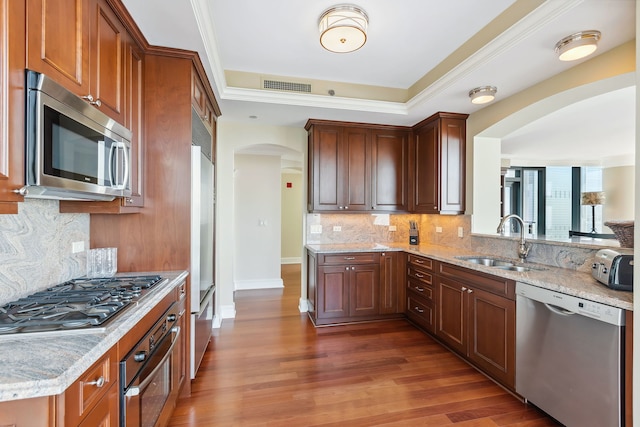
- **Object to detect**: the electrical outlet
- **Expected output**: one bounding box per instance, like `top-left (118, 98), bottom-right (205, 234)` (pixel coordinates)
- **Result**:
top-left (458, 227), bottom-right (464, 238)
top-left (435, 227), bottom-right (443, 233)
top-left (310, 224), bottom-right (322, 234)
top-left (72, 241), bottom-right (85, 253)
top-left (333, 226), bottom-right (342, 232)
top-left (388, 225), bottom-right (397, 231)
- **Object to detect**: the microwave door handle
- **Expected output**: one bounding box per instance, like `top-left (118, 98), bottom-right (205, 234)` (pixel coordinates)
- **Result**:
top-left (108, 141), bottom-right (129, 190)
top-left (125, 326), bottom-right (181, 398)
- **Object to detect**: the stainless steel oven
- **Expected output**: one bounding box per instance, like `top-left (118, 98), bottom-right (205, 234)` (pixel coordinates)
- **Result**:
top-left (120, 302), bottom-right (181, 427)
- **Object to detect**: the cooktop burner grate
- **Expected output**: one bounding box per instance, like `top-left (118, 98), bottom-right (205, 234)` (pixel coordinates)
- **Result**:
top-left (0, 275), bottom-right (164, 336)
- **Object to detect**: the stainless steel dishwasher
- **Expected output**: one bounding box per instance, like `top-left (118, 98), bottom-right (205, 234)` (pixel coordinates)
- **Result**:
top-left (515, 282), bottom-right (625, 427)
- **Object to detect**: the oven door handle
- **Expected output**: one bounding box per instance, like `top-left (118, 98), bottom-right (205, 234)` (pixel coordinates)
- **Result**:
top-left (125, 326), bottom-right (180, 397)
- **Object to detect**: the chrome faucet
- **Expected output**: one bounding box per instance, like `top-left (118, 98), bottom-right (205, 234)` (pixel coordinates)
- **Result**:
top-left (497, 214), bottom-right (530, 262)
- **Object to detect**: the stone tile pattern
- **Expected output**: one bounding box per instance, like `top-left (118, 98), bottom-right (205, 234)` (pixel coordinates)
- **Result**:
top-left (0, 200), bottom-right (89, 305)
top-left (306, 213), bottom-right (620, 273)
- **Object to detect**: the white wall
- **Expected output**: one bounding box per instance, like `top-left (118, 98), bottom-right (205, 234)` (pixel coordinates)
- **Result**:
top-left (216, 121), bottom-right (306, 319)
top-left (281, 172), bottom-right (303, 263)
top-left (603, 165), bottom-right (635, 225)
top-left (233, 154), bottom-right (282, 289)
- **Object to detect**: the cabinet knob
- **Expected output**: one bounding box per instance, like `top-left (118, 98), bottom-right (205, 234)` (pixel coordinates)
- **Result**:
top-left (345, 267), bottom-right (349, 271)
top-left (82, 94), bottom-right (102, 107)
top-left (344, 206), bottom-right (349, 210)
top-left (339, 206), bottom-right (344, 209)
top-left (461, 287), bottom-right (467, 292)
top-left (351, 266), bottom-right (356, 270)
top-left (467, 289), bottom-right (473, 294)
top-left (85, 376), bottom-right (105, 388)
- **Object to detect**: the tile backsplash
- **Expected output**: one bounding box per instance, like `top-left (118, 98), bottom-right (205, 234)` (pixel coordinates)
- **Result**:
top-left (306, 213), bottom-right (617, 273)
top-left (0, 199), bottom-right (89, 305)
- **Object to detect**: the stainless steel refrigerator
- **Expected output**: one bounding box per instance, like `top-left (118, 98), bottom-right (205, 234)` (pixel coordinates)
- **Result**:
top-left (190, 113), bottom-right (215, 379)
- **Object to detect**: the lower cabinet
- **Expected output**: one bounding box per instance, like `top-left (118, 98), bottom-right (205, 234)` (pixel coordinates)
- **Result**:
top-left (308, 251), bottom-right (404, 326)
top-left (406, 254), bottom-right (516, 391)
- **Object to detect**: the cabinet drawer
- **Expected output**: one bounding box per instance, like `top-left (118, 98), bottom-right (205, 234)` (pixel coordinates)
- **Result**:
top-left (407, 266), bottom-right (433, 285)
top-left (319, 252), bottom-right (379, 265)
top-left (406, 293), bottom-right (435, 333)
top-left (438, 262), bottom-right (515, 299)
top-left (407, 254), bottom-right (433, 270)
top-left (64, 345), bottom-right (117, 426)
top-left (407, 278), bottom-right (434, 302)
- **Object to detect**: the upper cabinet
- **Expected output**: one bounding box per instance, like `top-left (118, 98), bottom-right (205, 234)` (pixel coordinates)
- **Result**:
top-left (27, 0), bottom-right (126, 124)
top-left (411, 112), bottom-right (468, 215)
top-left (306, 120), bottom-right (409, 213)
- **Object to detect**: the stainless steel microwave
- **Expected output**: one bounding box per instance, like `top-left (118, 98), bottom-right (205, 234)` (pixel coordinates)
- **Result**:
top-left (22, 70), bottom-right (132, 201)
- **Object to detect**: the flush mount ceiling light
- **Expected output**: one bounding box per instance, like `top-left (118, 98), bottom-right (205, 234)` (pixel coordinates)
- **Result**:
top-left (554, 30), bottom-right (601, 61)
top-left (319, 4), bottom-right (368, 53)
top-left (468, 86), bottom-right (497, 105)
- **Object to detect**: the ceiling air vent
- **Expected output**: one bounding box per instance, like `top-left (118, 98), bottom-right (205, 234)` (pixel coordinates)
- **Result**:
top-left (263, 79), bottom-right (311, 93)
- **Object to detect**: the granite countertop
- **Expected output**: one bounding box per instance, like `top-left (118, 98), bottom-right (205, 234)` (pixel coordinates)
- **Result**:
top-left (306, 243), bottom-right (633, 311)
top-left (0, 270), bottom-right (188, 403)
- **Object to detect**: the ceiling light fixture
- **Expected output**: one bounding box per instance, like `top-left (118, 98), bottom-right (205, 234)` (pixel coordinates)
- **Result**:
top-left (319, 4), bottom-right (368, 53)
top-left (554, 30), bottom-right (601, 61)
top-left (468, 86), bottom-right (497, 105)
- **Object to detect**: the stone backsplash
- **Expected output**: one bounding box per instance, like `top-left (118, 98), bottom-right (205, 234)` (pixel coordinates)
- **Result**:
top-left (0, 199), bottom-right (89, 305)
top-left (306, 213), bottom-right (619, 273)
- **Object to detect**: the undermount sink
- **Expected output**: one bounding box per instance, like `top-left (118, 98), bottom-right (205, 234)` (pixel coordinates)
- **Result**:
top-left (455, 256), bottom-right (546, 272)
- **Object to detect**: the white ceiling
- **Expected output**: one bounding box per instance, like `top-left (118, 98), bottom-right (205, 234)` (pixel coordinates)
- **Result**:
top-left (121, 0), bottom-right (636, 165)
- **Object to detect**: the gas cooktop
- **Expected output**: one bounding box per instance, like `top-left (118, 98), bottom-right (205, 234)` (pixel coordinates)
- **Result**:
top-left (0, 275), bottom-right (165, 337)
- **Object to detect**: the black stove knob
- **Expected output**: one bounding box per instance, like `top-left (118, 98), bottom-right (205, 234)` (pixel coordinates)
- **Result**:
top-left (134, 351), bottom-right (147, 363)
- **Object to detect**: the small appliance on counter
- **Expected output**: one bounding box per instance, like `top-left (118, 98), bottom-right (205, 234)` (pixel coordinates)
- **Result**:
top-left (409, 221), bottom-right (419, 245)
top-left (592, 248), bottom-right (634, 291)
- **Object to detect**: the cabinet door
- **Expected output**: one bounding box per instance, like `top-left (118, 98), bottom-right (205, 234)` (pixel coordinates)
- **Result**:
top-left (317, 265), bottom-right (350, 318)
top-left (310, 126), bottom-right (342, 211)
top-left (349, 263), bottom-right (380, 316)
top-left (123, 37), bottom-right (144, 207)
top-left (435, 276), bottom-right (467, 355)
top-left (380, 252), bottom-right (403, 314)
top-left (26, 0), bottom-right (91, 95)
top-left (174, 284), bottom-right (188, 395)
top-left (371, 130), bottom-right (409, 211)
top-left (467, 287), bottom-right (515, 389)
top-left (439, 117), bottom-right (465, 213)
top-left (91, 0), bottom-right (125, 124)
top-left (342, 127), bottom-right (370, 211)
top-left (78, 383), bottom-right (119, 427)
top-left (412, 120), bottom-right (439, 213)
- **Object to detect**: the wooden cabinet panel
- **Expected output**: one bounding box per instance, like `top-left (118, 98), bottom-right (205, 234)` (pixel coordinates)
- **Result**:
top-left (349, 264), bottom-right (379, 316)
top-left (78, 381), bottom-right (118, 427)
top-left (407, 292), bottom-right (435, 333)
top-left (371, 129), bottom-right (409, 211)
top-left (122, 36), bottom-right (144, 207)
top-left (318, 265), bottom-right (350, 319)
top-left (91, 0), bottom-right (125, 124)
top-left (435, 276), bottom-right (467, 355)
top-left (320, 252), bottom-right (378, 265)
top-left (26, 0), bottom-right (90, 94)
top-left (311, 126), bottom-right (341, 210)
top-left (438, 262), bottom-right (514, 299)
top-left (411, 112), bottom-right (468, 214)
top-left (468, 287), bottom-right (515, 388)
top-left (0, 396), bottom-right (55, 427)
top-left (380, 251), bottom-right (404, 314)
top-left (342, 127), bottom-right (370, 211)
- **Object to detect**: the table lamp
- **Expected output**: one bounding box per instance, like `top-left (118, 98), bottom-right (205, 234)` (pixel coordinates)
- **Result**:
top-left (581, 191), bottom-right (605, 233)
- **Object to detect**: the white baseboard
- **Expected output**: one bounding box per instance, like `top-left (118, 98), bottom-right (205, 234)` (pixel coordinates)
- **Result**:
top-left (212, 313), bottom-right (222, 329)
top-left (281, 257), bottom-right (302, 264)
top-left (298, 298), bottom-right (309, 312)
top-left (220, 304), bottom-right (236, 319)
top-left (234, 278), bottom-right (284, 290)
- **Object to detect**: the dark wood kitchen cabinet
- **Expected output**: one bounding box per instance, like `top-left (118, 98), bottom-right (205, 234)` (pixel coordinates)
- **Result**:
top-left (411, 112), bottom-right (468, 214)
top-left (435, 262), bottom-right (516, 390)
top-left (0, 0), bottom-right (26, 212)
top-left (307, 250), bottom-right (405, 326)
top-left (405, 254), bottom-right (437, 333)
top-left (26, 0), bottom-right (128, 125)
top-left (306, 120), bottom-right (410, 213)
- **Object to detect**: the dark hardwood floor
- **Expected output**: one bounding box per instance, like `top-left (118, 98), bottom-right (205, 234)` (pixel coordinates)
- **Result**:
top-left (169, 264), bottom-right (560, 426)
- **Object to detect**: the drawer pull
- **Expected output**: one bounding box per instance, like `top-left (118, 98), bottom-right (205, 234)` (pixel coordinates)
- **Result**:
top-left (414, 306), bottom-right (424, 313)
top-left (415, 259), bottom-right (424, 264)
top-left (344, 256), bottom-right (356, 260)
top-left (414, 286), bottom-right (424, 292)
top-left (85, 376), bottom-right (105, 388)
top-left (415, 273), bottom-right (424, 278)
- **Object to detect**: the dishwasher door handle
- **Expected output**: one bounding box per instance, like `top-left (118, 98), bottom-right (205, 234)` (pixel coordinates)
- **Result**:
top-left (543, 302), bottom-right (576, 316)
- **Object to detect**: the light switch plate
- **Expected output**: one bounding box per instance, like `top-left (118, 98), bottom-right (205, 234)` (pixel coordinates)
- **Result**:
top-left (310, 224), bottom-right (322, 234)
top-left (458, 227), bottom-right (464, 238)
top-left (72, 241), bottom-right (85, 253)
top-left (435, 227), bottom-right (443, 233)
